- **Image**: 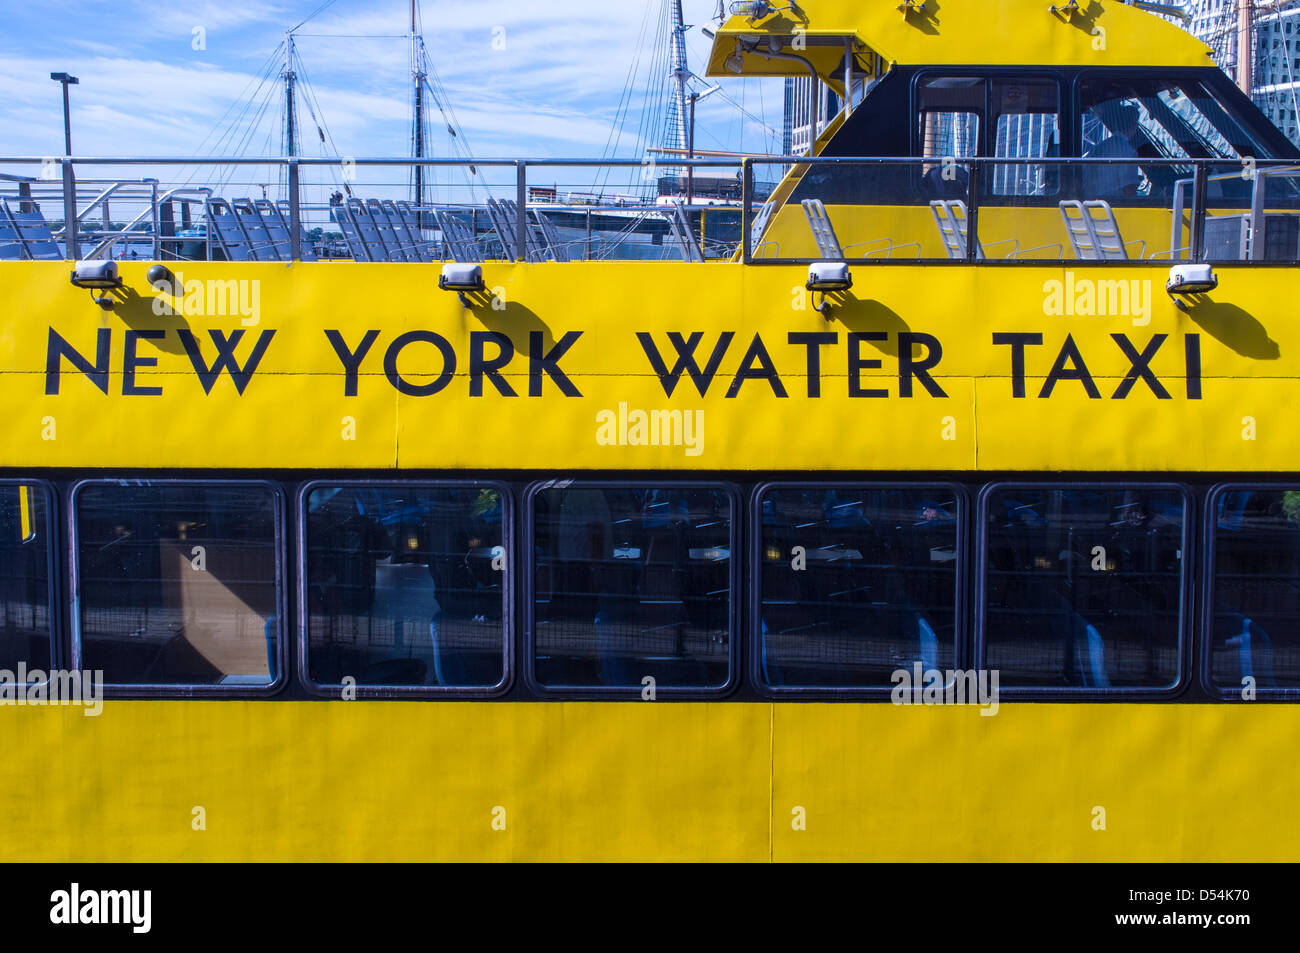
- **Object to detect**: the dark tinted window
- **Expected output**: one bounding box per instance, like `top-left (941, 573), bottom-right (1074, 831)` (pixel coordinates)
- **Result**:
top-left (982, 486), bottom-right (1185, 689)
top-left (757, 486), bottom-right (958, 689)
top-left (1209, 488), bottom-right (1300, 691)
top-left (304, 485), bottom-right (507, 690)
top-left (532, 485), bottom-right (732, 690)
top-left (0, 484), bottom-right (51, 670)
top-left (75, 483), bottom-right (280, 687)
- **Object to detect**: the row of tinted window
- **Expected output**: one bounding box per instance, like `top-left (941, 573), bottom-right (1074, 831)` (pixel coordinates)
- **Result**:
top-left (1, 480), bottom-right (1296, 698)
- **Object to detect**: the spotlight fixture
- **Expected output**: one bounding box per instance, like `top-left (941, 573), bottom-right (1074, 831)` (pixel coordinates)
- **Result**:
top-left (439, 262), bottom-right (486, 308)
top-left (806, 262), bottom-right (852, 315)
top-left (1166, 263), bottom-right (1218, 312)
top-left (69, 259), bottom-right (122, 310)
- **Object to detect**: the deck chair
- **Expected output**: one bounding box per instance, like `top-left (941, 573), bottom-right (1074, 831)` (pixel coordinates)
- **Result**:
top-left (530, 209), bottom-right (571, 262)
top-left (1059, 199), bottom-right (1145, 260)
top-left (432, 208), bottom-right (483, 262)
top-left (664, 203), bottom-right (705, 262)
top-left (364, 199), bottom-right (404, 262)
top-left (0, 197), bottom-right (62, 260)
top-left (394, 202), bottom-right (436, 262)
top-left (372, 200), bottom-right (418, 263)
top-left (345, 199), bottom-right (395, 261)
top-left (205, 198), bottom-right (253, 261)
top-left (264, 199), bottom-right (317, 261)
top-left (931, 199), bottom-right (1063, 260)
top-left (801, 198), bottom-right (919, 259)
top-left (232, 199), bottom-right (279, 261)
top-left (485, 198), bottom-right (522, 261)
top-left (331, 202), bottom-right (368, 261)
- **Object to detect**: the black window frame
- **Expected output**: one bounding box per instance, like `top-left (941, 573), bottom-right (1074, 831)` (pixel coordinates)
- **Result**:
top-left (1201, 482), bottom-right (1300, 701)
top-left (295, 479), bottom-right (514, 700)
top-left (523, 479), bottom-right (742, 699)
top-left (749, 480), bottom-right (968, 699)
top-left (0, 478), bottom-right (59, 675)
top-left (69, 478), bottom-right (288, 699)
top-left (975, 480), bottom-right (1194, 699)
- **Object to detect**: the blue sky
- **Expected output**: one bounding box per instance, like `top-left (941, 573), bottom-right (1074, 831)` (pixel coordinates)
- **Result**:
top-left (0, 0), bottom-right (785, 201)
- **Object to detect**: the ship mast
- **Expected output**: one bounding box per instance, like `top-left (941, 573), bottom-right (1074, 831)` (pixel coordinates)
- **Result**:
top-left (668, 1), bottom-right (690, 154)
top-left (411, 0), bottom-right (426, 212)
top-left (1237, 0), bottom-right (1255, 93)
top-left (283, 30), bottom-right (297, 157)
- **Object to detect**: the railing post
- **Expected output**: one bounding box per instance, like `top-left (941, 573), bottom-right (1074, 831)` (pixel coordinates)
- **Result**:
top-left (965, 158), bottom-right (980, 262)
top-left (516, 161), bottom-right (528, 261)
top-left (1190, 162), bottom-right (1207, 262)
top-left (288, 159), bottom-right (301, 261)
top-left (61, 158), bottom-right (78, 260)
top-left (742, 158), bottom-right (753, 264)
top-left (1248, 162), bottom-right (1266, 262)
top-left (151, 182), bottom-right (160, 260)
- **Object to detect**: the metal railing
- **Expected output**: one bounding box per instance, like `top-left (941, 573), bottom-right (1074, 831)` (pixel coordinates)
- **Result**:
top-left (3, 154), bottom-right (1299, 265)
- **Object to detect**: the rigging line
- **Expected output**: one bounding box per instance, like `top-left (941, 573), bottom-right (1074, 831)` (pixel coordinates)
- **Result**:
top-left (595, 0), bottom-right (658, 197)
top-left (288, 0), bottom-right (341, 34)
top-left (223, 76), bottom-right (279, 161)
top-left (421, 67), bottom-right (482, 199)
top-left (292, 52), bottom-right (346, 205)
top-left (189, 42), bottom-right (284, 160)
top-left (600, 0), bottom-right (656, 159)
top-left (601, 0), bottom-right (664, 193)
top-left (182, 45), bottom-right (284, 188)
top-left (623, 1), bottom-right (670, 194)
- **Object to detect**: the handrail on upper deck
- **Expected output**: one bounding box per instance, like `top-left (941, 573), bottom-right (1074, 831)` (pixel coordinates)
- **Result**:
top-left (1, 154), bottom-right (1298, 265)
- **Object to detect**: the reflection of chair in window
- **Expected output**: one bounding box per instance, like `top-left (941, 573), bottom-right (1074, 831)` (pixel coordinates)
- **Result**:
top-left (801, 199), bottom-right (919, 260)
top-left (1074, 618), bottom-right (1112, 688)
top-left (930, 199), bottom-right (1063, 259)
top-left (371, 558), bottom-right (444, 681)
top-left (1223, 614), bottom-right (1276, 688)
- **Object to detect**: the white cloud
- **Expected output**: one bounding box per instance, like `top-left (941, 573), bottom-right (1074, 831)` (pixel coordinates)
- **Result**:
top-left (0, 0), bottom-right (783, 175)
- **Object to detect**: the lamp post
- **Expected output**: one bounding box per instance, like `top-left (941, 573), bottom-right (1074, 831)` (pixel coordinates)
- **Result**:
top-left (50, 72), bottom-right (79, 258)
top-left (50, 72), bottom-right (78, 155)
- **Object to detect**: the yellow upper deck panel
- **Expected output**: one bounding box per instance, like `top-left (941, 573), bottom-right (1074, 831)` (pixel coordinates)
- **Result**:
top-left (705, 0), bottom-right (1213, 78)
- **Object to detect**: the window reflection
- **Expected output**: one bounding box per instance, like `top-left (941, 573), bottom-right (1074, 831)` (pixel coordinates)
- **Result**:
top-left (532, 486), bottom-right (732, 689)
top-left (305, 486), bottom-right (506, 689)
top-left (757, 487), bottom-right (958, 689)
top-left (1210, 489), bottom-right (1300, 691)
top-left (0, 484), bottom-right (50, 671)
top-left (76, 483), bottom-right (280, 686)
top-left (983, 487), bottom-right (1185, 688)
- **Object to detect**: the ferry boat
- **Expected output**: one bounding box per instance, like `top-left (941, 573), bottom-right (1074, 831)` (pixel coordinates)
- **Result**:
top-left (1, 0), bottom-right (1298, 862)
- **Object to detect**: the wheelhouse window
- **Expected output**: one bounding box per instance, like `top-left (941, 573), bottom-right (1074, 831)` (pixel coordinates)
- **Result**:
top-left (916, 76), bottom-right (981, 199)
top-left (530, 484), bottom-right (734, 692)
top-left (990, 79), bottom-right (1060, 196)
top-left (756, 485), bottom-right (959, 691)
top-left (303, 484), bottom-right (508, 693)
top-left (73, 482), bottom-right (281, 689)
top-left (1208, 488), bottom-right (1300, 693)
top-left (980, 485), bottom-right (1187, 690)
top-left (1080, 78), bottom-right (1278, 202)
top-left (0, 483), bottom-right (52, 672)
